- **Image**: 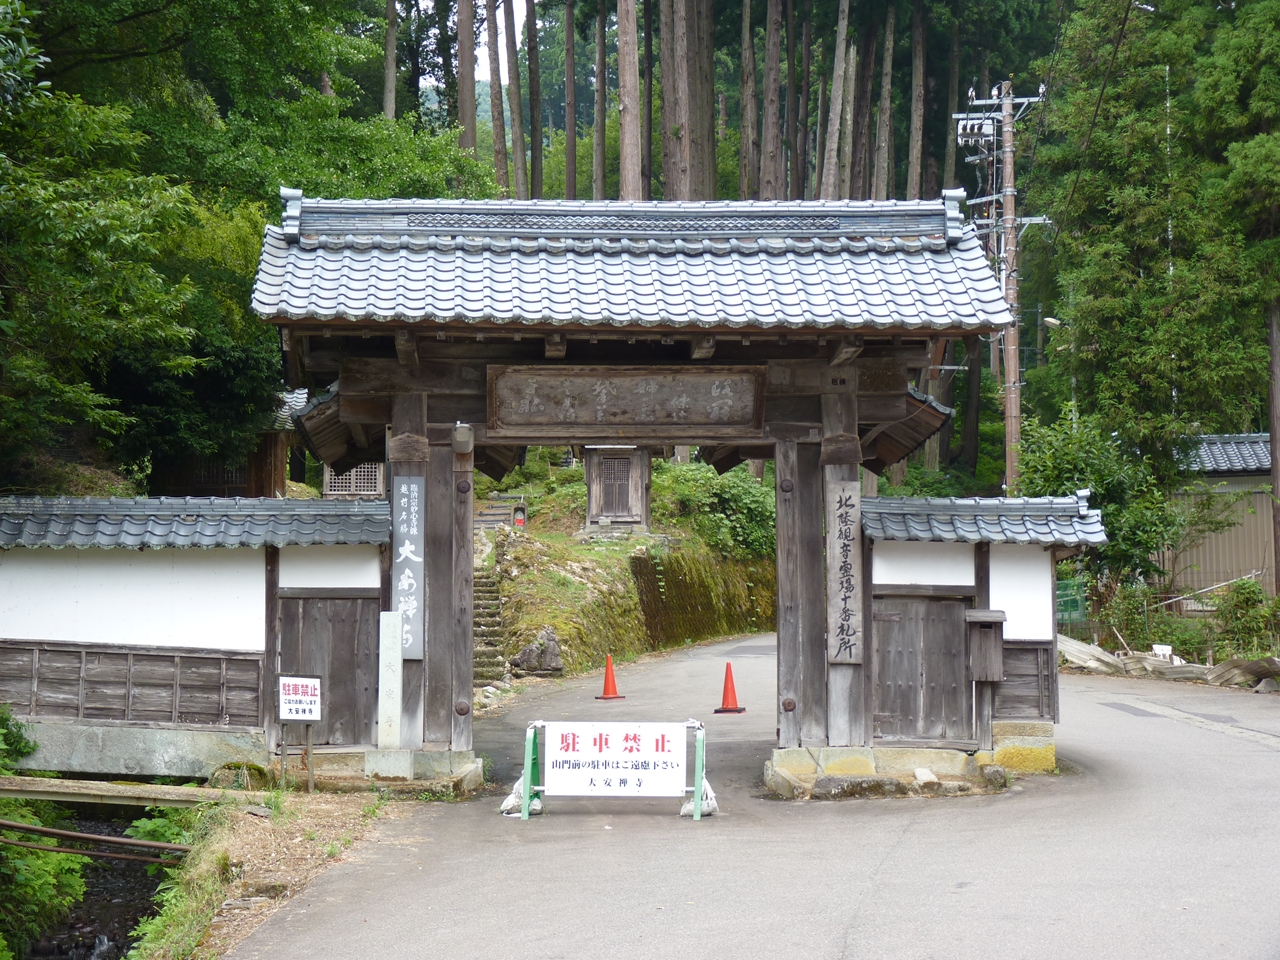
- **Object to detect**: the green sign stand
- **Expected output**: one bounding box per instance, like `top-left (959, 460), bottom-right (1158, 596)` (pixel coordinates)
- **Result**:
top-left (519, 720), bottom-right (707, 820)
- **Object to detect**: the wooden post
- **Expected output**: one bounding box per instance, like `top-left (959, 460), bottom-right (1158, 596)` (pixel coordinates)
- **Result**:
top-left (823, 389), bottom-right (865, 747)
top-left (390, 394), bottom-right (428, 751)
top-left (975, 542), bottom-right (994, 750)
top-left (775, 440), bottom-right (802, 748)
top-left (305, 722), bottom-right (314, 793)
top-left (425, 445), bottom-right (454, 749)
top-left (798, 442), bottom-right (827, 744)
top-left (451, 427), bottom-right (475, 752)
top-left (264, 545), bottom-right (280, 755)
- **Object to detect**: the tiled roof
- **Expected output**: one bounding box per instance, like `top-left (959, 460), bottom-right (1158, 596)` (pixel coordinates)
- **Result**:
top-left (1189, 434), bottom-right (1271, 475)
top-left (862, 491), bottom-right (1106, 546)
top-left (271, 388), bottom-right (310, 431)
top-left (0, 498), bottom-right (390, 549)
top-left (251, 189), bottom-right (1013, 331)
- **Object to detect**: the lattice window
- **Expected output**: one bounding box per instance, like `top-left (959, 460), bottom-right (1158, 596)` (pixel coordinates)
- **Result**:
top-left (324, 462), bottom-right (385, 498)
top-left (193, 457), bottom-right (246, 486)
top-left (600, 457), bottom-right (631, 516)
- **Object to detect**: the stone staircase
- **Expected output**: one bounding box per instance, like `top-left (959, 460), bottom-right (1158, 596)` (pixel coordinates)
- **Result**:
top-left (472, 573), bottom-right (508, 687)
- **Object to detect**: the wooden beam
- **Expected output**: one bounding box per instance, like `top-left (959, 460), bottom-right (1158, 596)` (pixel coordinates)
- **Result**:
top-left (775, 440), bottom-right (802, 749)
top-left (264, 545), bottom-right (280, 748)
top-left (544, 332), bottom-right (567, 358)
top-left (691, 335), bottom-right (716, 360)
top-left (871, 584), bottom-right (978, 598)
top-left (340, 396), bottom-right (393, 424)
top-left (829, 336), bottom-right (864, 366)
top-left (277, 587), bottom-right (382, 599)
top-left (451, 445), bottom-right (475, 752)
top-left (395, 329), bottom-right (419, 365)
top-left (975, 541), bottom-right (993, 751)
top-left (348, 422), bottom-right (369, 448)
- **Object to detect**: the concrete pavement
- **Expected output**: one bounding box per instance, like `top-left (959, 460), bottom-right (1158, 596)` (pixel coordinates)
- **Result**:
top-left (228, 634), bottom-right (1280, 960)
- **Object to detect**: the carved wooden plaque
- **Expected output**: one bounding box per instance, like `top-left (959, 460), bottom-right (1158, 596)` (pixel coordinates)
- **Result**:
top-left (487, 365), bottom-right (766, 439)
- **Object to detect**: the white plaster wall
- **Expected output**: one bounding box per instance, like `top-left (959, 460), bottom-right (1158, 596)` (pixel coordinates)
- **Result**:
top-left (990, 544), bottom-right (1054, 640)
top-left (0, 547), bottom-right (264, 651)
top-left (871, 541), bottom-right (976, 586)
top-left (278, 544), bottom-right (381, 589)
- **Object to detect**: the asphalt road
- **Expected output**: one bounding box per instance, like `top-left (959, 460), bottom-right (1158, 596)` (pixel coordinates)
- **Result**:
top-left (229, 634), bottom-right (1280, 960)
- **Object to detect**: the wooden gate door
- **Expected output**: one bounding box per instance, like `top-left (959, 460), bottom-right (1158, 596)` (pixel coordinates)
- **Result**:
top-left (601, 457), bottom-right (632, 516)
top-left (872, 597), bottom-right (972, 742)
top-left (279, 597), bottom-right (378, 745)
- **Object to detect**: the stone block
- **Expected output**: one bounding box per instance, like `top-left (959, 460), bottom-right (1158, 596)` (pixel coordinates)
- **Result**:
top-left (816, 747), bottom-right (876, 777)
top-left (770, 747), bottom-right (820, 777)
top-left (763, 761), bottom-right (811, 799)
top-left (413, 749), bottom-right (477, 780)
top-left (364, 749), bottom-right (414, 780)
top-left (873, 747), bottom-right (978, 778)
top-left (992, 720), bottom-right (1054, 739)
top-left (811, 776), bottom-right (911, 799)
top-left (17, 720), bottom-right (267, 779)
top-left (993, 741), bottom-right (1056, 773)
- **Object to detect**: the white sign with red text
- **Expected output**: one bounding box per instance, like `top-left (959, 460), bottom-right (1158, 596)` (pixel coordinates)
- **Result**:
top-left (278, 676), bottom-right (322, 722)
top-left (543, 722), bottom-right (686, 797)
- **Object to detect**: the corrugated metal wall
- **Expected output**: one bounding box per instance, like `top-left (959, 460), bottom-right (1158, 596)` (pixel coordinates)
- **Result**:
top-left (1166, 488), bottom-right (1275, 596)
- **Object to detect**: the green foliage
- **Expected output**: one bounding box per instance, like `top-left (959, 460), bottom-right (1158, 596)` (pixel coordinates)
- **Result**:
top-left (650, 461), bottom-right (776, 559)
top-left (1028, 0), bottom-right (1280, 472)
top-left (0, 91), bottom-right (197, 475)
top-left (0, 705), bottom-right (36, 774)
top-left (1098, 582), bottom-right (1208, 660)
top-left (0, 807), bottom-right (86, 956)
top-left (1015, 405), bottom-right (1185, 589)
top-left (1210, 579), bottom-right (1280, 662)
top-left (0, 1), bottom-right (47, 116)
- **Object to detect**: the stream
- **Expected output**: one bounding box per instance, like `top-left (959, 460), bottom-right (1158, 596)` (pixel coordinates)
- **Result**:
top-left (25, 811), bottom-right (164, 960)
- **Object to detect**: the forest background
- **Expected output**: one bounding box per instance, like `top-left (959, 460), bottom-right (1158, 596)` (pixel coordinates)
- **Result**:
top-left (0, 0), bottom-right (1277, 595)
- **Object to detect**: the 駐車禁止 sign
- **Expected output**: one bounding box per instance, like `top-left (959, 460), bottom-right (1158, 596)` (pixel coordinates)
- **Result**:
top-left (278, 676), bottom-right (322, 722)
top-left (543, 722), bottom-right (687, 797)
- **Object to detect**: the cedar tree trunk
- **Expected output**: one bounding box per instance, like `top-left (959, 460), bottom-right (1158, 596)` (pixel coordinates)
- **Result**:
top-left (871, 3), bottom-right (895, 200)
top-left (487, 0), bottom-right (510, 192)
top-left (905, 0), bottom-right (925, 200)
top-left (565, 0), bottom-right (577, 198)
top-left (618, 0), bottom-right (643, 198)
top-left (383, 0), bottom-right (398, 118)
top-left (458, 0), bottom-right (477, 152)
top-left (593, 0), bottom-right (607, 199)
top-left (527, 0), bottom-right (544, 197)
top-left (503, 0), bottom-right (530, 198)
top-left (758, 0), bottom-right (784, 199)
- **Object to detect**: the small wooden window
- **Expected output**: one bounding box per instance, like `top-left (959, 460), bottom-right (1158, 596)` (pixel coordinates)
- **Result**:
top-left (600, 457), bottom-right (631, 516)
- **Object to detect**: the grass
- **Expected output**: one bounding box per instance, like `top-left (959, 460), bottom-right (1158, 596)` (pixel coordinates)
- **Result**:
top-left (126, 803), bottom-right (234, 960)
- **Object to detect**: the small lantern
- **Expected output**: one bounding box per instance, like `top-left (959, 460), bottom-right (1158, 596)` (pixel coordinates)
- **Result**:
top-left (512, 502), bottom-right (527, 528)
top-left (966, 609), bottom-right (1006, 682)
top-left (451, 421), bottom-right (474, 455)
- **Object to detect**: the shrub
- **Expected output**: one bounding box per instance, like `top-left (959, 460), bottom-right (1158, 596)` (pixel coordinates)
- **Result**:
top-left (1210, 579), bottom-right (1280, 661)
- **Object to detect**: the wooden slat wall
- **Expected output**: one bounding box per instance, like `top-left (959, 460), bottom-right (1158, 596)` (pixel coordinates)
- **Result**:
top-left (993, 642), bottom-right (1056, 721)
top-left (0, 639), bottom-right (262, 726)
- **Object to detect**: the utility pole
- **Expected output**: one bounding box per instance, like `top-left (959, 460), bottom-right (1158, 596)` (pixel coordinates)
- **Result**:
top-left (954, 80), bottom-right (1046, 491)
top-left (1000, 81), bottom-right (1020, 487)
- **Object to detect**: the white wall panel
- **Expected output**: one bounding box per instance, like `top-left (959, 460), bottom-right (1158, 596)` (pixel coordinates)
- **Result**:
top-left (278, 544), bottom-right (381, 589)
top-left (871, 541), bottom-right (976, 586)
top-left (990, 544), bottom-right (1054, 640)
top-left (0, 547), bottom-right (264, 651)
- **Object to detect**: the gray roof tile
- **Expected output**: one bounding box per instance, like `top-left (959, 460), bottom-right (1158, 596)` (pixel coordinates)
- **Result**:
top-left (252, 191), bottom-right (1013, 331)
top-left (862, 492), bottom-right (1106, 546)
top-left (0, 498), bottom-right (390, 550)
top-left (1189, 433), bottom-right (1271, 474)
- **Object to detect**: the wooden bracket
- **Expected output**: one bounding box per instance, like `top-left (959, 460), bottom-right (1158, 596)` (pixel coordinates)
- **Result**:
top-left (820, 433), bottom-right (863, 466)
top-left (387, 433), bottom-right (430, 461)
top-left (544, 332), bottom-right (567, 359)
top-left (829, 336), bottom-right (864, 366)
top-left (691, 335), bottom-right (716, 360)
top-left (395, 329), bottom-right (419, 366)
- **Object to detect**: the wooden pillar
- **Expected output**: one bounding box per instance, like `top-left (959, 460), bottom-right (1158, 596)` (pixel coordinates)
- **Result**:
top-left (424, 443), bottom-right (454, 749)
top-left (264, 544), bottom-right (280, 756)
top-left (451, 435), bottom-right (475, 751)
top-left (390, 394), bottom-right (428, 750)
top-left (797, 442), bottom-right (826, 744)
top-left (975, 541), bottom-right (994, 751)
top-left (775, 440), bottom-right (802, 748)
top-left (823, 390), bottom-right (867, 747)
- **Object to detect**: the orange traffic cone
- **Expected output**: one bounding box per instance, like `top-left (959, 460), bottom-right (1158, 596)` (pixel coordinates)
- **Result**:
top-left (714, 662), bottom-right (746, 713)
top-left (596, 654), bottom-right (625, 700)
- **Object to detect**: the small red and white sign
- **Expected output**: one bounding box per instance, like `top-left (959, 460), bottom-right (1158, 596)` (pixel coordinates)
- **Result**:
top-left (543, 722), bottom-right (686, 797)
top-left (278, 676), bottom-right (322, 722)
